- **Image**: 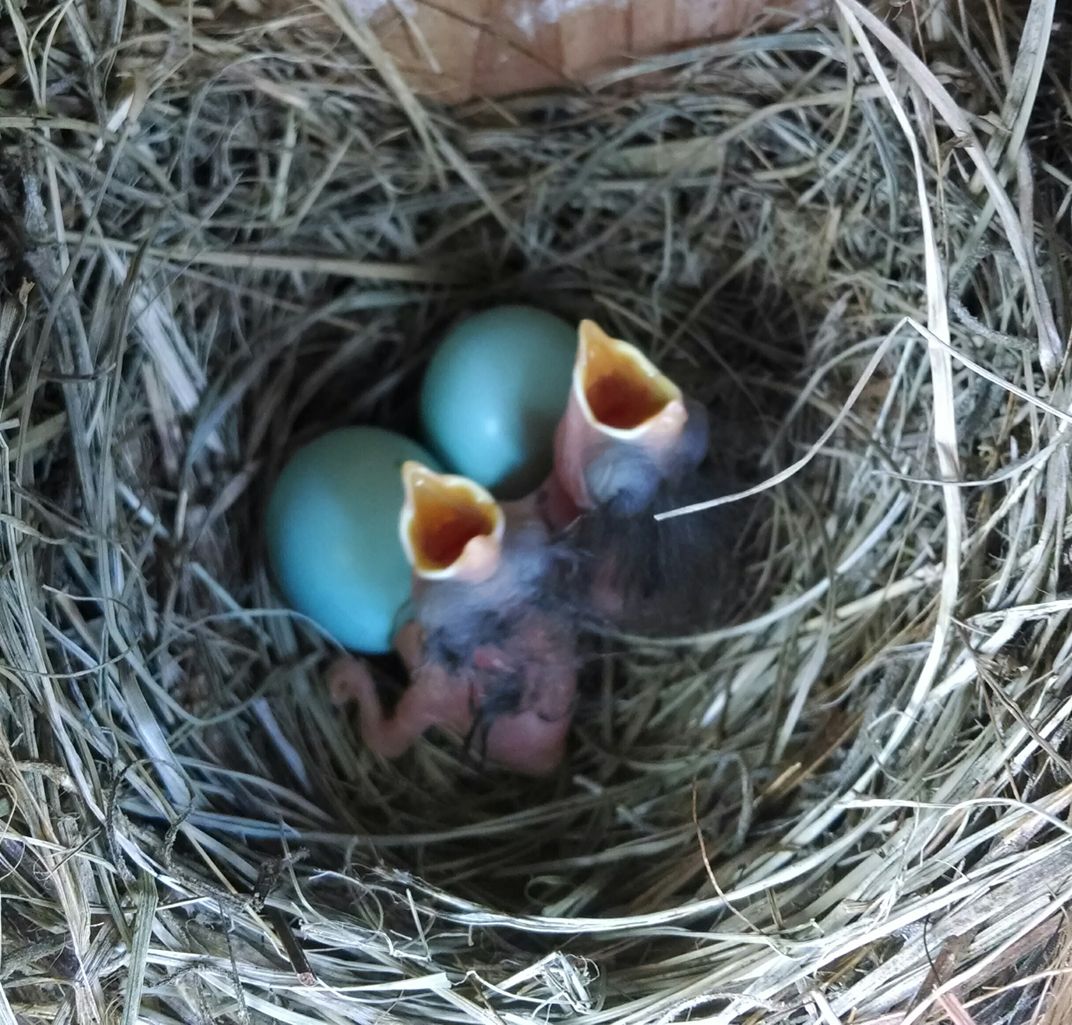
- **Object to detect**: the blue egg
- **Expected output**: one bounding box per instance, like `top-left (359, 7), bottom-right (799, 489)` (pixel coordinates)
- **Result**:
top-left (266, 427), bottom-right (440, 654)
top-left (420, 305), bottom-right (576, 498)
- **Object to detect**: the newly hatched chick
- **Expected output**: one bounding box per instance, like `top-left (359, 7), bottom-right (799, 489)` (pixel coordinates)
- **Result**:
top-left (546, 320), bottom-right (746, 635)
top-left (330, 462), bottom-right (577, 776)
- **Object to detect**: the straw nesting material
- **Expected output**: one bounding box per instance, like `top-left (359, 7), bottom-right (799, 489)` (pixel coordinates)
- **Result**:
top-left (1, 1), bottom-right (1071, 1023)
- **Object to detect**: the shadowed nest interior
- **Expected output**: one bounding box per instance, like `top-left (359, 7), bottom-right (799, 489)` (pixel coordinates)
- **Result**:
top-left (2, 2), bottom-right (1072, 1023)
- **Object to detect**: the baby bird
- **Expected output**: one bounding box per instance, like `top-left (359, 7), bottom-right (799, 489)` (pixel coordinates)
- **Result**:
top-left (330, 462), bottom-right (576, 776)
top-left (546, 320), bottom-right (744, 635)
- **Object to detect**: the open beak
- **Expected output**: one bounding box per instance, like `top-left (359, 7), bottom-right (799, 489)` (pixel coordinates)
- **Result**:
top-left (551, 320), bottom-right (688, 516)
top-left (573, 320), bottom-right (685, 438)
top-left (399, 462), bottom-right (505, 583)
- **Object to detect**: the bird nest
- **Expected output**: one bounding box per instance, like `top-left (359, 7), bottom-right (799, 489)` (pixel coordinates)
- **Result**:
top-left (3, 2), bottom-right (1071, 1023)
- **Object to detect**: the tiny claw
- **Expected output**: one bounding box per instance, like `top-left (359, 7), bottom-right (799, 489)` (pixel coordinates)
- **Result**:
top-left (327, 655), bottom-right (378, 709)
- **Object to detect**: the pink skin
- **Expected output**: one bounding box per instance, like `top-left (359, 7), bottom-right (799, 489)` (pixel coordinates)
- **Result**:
top-left (547, 322), bottom-right (688, 531)
top-left (329, 614), bottom-right (576, 776)
top-left (545, 324), bottom-right (694, 619)
top-left (544, 397), bottom-right (589, 530)
top-left (328, 324), bottom-right (688, 772)
top-left (330, 483), bottom-right (577, 777)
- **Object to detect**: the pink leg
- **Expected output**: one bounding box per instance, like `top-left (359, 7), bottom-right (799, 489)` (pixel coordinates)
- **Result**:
top-left (374, 664), bottom-right (476, 757)
top-left (327, 655), bottom-right (376, 708)
top-left (328, 618), bottom-right (576, 774)
top-left (392, 621), bottom-right (480, 743)
top-left (327, 638), bottom-right (478, 760)
top-left (327, 656), bottom-right (415, 758)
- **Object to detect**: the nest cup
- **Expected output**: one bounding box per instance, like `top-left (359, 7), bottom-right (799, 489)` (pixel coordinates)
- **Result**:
top-left (2, 3), bottom-right (1072, 1023)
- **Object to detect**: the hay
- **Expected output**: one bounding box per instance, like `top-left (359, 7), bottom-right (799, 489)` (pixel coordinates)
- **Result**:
top-left (2, 0), bottom-right (1071, 1022)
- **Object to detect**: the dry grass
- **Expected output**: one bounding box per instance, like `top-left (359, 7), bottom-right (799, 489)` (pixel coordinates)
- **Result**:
top-left (2, 0), bottom-right (1072, 1022)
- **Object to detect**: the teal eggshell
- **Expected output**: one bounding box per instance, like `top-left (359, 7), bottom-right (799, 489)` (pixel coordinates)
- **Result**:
top-left (420, 305), bottom-right (576, 498)
top-left (265, 427), bottom-right (440, 654)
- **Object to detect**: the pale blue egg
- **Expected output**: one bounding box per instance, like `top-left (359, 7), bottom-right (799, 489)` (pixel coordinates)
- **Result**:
top-left (420, 305), bottom-right (576, 498)
top-left (266, 427), bottom-right (440, 654)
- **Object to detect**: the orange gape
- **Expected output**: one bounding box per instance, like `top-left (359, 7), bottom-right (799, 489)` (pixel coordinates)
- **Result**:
top-left (583, 344), bottom-right (677, 430)
top-left (406, 476), bottom-right (500, 574)
top-left (547, 320), bottom-right (687, 524)
top-left (333, 462), bottom-right (578, 776)
top-left (279, 1), bottom-right (823, 103)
